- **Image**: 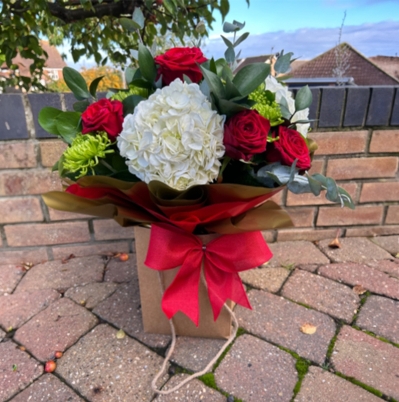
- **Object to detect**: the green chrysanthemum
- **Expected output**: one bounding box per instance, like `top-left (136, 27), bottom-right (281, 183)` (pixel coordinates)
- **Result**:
top-left (111, 86), bottom-right (147, 102)
top-left (63, 132), bottom-right (114, 178)
top-left (249, 87), bottom-right (284, 127)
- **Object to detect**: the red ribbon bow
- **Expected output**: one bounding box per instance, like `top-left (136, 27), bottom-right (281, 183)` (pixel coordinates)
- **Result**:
top-left (144, 223), bottom-right (273, 326)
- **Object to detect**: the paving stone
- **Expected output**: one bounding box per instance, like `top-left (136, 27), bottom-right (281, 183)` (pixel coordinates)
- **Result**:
top-left (370, 235), bottom-right (399, 256)
top-left (294, 366), bottom-right (383, 402)
top-left (236, 290), bottom-right (336, 364)
top-left (166, 336), bottom-right (225, 372)
top-left (215, 334), bottom-right (297, 402)
top-left (332, 325), bottom-right (399, 400)
top-left (356, 295), bottom-right (399, 344)
top-left (0, 265), bottom-right (24, 295)
top-left (0, 341), bottom-right (43, 401)
top-left (0, 289), bottom-right (60, 330)
top-left (155, 374), bottom-right (225, 401)
top-left (56, 324), bottom-right (168, 402)
top-left (281, 270), bottom-right (360, 322)
top-left (0, 328), bottom-right (5, 341)
top-left (268, 241), bottom-right (330, 268)
top-left (14, 298), bottom-right (98, 362)
top-left (318, 263), bottom-right (399, 300)
top-left (366, 259), bottom-right (399, 279)
top-left (10, 373), bottom-right (84, 402)
top-left (15, 256), bottom-right (105, 294)
top-left (104, 253), bottom-right (136, 283)
top-left (239, 267), bottom-right (290, 292)
top-left (65, 282), bottom-right (118, 309)
top-left (317, 237), bottom-right (392, 263)
top-left (296, 264), bottom-right (320, 273)
top-left (93, 280), bottom-right (170, 349)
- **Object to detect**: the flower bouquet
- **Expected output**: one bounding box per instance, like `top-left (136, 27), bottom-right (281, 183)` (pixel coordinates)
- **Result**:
top-left (40, 22), bottom-right (353, 342)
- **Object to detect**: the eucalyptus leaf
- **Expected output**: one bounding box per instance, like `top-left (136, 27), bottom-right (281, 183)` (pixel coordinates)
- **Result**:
top-left (233, 63), bottom-right (270, 96)
top-left (132, 7), bottom-right (145, 29)
top-left (232, 20), bottom-right (245, 29)
top-left (338, 187), bottom-right (355, 209)
top-left (220, 35), bottom-right (233, 48)
top-left (274, 52), bottom-right (293, 75)
top-left (278, 96), bottom-right (292, 120)
top-left (307, 174), bottom-right (323, 196)
top-left (199, 65), bottom-right (225, 99)
top-left (224, 46), bottom-right (235, 63)
top-left (63, 67), bottom-right (91, 101)
top-left (325, 177), bottom-right (339, 202)
top-left (234, 32), bottom-right (250, 48)
top-left (295, 85), bottom-right (313, 111)
top-left (223, 21), bottom-right (241, 33)
top-left (287, 176), bottom-right (312, 194)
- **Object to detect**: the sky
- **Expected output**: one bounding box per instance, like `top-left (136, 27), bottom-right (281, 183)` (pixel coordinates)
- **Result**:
top-left (202, 0), bottom-right (399, 61)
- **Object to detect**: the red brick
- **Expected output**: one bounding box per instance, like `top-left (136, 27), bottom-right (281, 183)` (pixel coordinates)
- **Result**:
top-left (277, 228), bottom-right (342, 242)
top-left (327, 157), bottom-right (398, 180)
top-left (0, 141), bottom-right (37, 168)
top-left (51, 241), bottom-right (131, 260)
top-left (0, 169), bottom-right (62, 195)
top-left (0, 248), bottom-right (49, 265)
top-left (308, 159), bottom-right (325, 175)
top-left (284, 207), bottom-right (315, 227)
top-left (286, 183), bottom-right (357, 206)
top-left (311, 131), bottom-right (368, 155)
top-left (268, 189), bottom-right (284, 206)
top-left (93, 219), bottom-right (135, 241)
top-left (317, 205), bottom-right (383, 226)
top-left (261, 230), bottom-right (275, 243)
top-left (39, 140), bottom-right (67, 167)
top-left (4, 221), bottom-right (90, 246)
top-left (0, 197), bottom-right (43, 223)
top-left (48, 208), bottom-right (88, 221)
top-left (369, 129), bottom-right (399, 153)
top-left (346, 225), bottom-right (399, 237)
top-left (360, 181), bottom-right (399, 202)
top-left (386, 205), bottom-right (399, 224)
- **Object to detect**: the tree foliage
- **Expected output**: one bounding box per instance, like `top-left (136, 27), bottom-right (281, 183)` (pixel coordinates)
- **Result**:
top-left (0, 0), bottom-right (247, 91)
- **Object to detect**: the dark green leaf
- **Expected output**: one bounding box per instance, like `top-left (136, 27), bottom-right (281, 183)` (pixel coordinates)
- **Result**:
top-left (209, 58), bottom-right (217, 74)
top-left (307, 174), bottom-right (323, 196)
top-left (38, 107), bottom-right (63, 135)
top-left (63, 67), bottom-right (91, 101)
top-left (220, 35), bottom-right (234, 48)
top-left (274, 52), bottom-right (293, 75)
top-left (295, 85), bottom-right (313, 111)
top-left (138, 43), bottom-right (156, 83)
top-left (225, 76), bottom-right (241, 99)
top-left (220, 0), bottom-right (230, 20)
top-left (122, 95), bottom-right (145, 115)
top-left (325, 177), bottom-right (339, 202)
top-left (216, 99), bottom-right (248, 117)
top-left (130, 78), bottom-right (154, 89)
top-left (73, 100), bottom-right (90, 112)
top-left (224, 47), bottom-right (235, 63)
top-left (89, 76), bottom-right (104, 97)
top-left (221, 64), bottom-right (234, 82)
top-left (119, 17), bottom-right (141, 32)
top-left (312, 173), bottom-right (328, 187)
top-left (132, 7), bottom-right (145, 29)
top-left (125, 66), bottom-right (136, 85)
top-left (199, 66), bottom-right (225, 99)
top-left (163, 0), bottom-right (178, 15)
top-left (233, 63), bottom-right (270, 96)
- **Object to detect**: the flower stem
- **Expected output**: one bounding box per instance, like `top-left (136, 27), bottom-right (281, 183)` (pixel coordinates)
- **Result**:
top-left (100, 159), bottom-right (117, 174)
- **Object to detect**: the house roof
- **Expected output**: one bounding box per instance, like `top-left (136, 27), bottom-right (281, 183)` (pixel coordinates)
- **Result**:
top-left (369, 56), bottom-right (399, 81)
top-left (291, 43), bottom-right (399, 86)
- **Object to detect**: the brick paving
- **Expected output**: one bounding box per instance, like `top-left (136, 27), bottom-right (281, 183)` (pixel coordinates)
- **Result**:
top-left (1, 237), bottom-right (399, 401)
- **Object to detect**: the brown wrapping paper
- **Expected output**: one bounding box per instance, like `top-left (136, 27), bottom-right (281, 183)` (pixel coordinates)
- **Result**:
top-left (134, 226), bottom-right (233, 339)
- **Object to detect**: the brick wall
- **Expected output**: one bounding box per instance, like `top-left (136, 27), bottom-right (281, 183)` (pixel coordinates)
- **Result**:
top-left (0, 87), bottom-right (398, 264)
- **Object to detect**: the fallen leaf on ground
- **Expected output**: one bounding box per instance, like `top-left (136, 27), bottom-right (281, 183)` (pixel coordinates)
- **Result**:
top-left (62, 254), bottom-right (75, 264)
top-left (353, 284), bottom-right (367, 295)
top-left (116, 329), bottom-right (126, 339)
top-left (300, 323), bottom-right (317, 335)
top-left (328, 230), bottom-right (341, 249)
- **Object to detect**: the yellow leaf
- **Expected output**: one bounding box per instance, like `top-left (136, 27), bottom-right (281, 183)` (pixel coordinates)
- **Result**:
top-left (116, 329), bottom-right (126, 339)
top-left (300, 323), bottom-right (317, 335)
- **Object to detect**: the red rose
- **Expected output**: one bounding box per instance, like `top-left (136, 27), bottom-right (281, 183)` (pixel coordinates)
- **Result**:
top-left (223, 110), bottom-right (270, 161)
top-left (81, 98), bottom-right (124, 139)
top-left (266, 126), bottom-right (311, 170)
top-left (154, 47), bottom-right (207, 85)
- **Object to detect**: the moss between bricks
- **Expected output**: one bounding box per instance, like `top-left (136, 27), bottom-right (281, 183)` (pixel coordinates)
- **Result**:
top-left (292, 358), bottom-right (310, 399)
top-left (351, 291), bottom-right (371, 324)
top-left (352, 325), bottom-right (399, 348)
top-left (335, 372), bottom-right (385, 399)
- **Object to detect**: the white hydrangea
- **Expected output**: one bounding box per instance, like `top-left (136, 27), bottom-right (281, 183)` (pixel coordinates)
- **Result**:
top-left (117, 79), bottom-right (225, 191)
top-left (265, 76), bottom-right (310, 137)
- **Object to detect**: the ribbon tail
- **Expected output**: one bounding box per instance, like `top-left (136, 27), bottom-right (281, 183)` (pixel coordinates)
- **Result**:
top-left (161, 253), bottom-right (203, 326)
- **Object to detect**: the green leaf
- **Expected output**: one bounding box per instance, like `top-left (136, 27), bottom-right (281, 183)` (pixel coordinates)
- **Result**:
top-left (38, 107), bottom-right (63, 135)
top-left (278, 96), bottom-right (292, 120)
top-left (220, 0), bottom-right (230, 20)
top-left (274, 52), bottom-right (293, 75)
top-left (63, 67), bottom-right (91, 101)
top-left (224, 76), bottom-right (241, 99)
top-left (232, 20), bottom-right (245, 29)
top-left (338, 187), bottom-right (355, 209)
top-left (325, 177), bottom-right (339, 202)
top-left (138, 43), bottom-right (156, 83)
top-left (221, 65), bottom-right (234, 82)
top-left (232, 63), bottom-right (270, 96)
top-left (223, 22), bottom-right (241, 33)
top-left (224, 46), bottom-right (235, 63)
top-left (130, 78), bottom-right (154, 89)
top-left (73, 100), bottom-right (90, 113)
top-left (55, 112), bottom-right (81, 144)
top-left (119, 17), bottom-right (141, 32)
top-left (199, 66), bottom-right (225, 100)
top-left (163, 0), bottom-right (178, 16)
top-left (132, 7), bottom-right (145, 29)
top-left (307, 174), bottom-right (323, 196)
top-left (216, 99), bottom-right (248, 117)
top-left (125, 66), bottom-right (136, 85)
top-left (122, 95), bottom-right (145, 115)
top-left (89, 76), bottom-right (104, 97)
top-left (220, 35), bottom-right (233, 48)
top-left (233, 32), bottom-right (250, 48)
top-left (209, 58), bottom-right (217, 74)
top-left (295, 85), bottom-right (313, 111)
top-left (312, 173), bottom-right (328, 187)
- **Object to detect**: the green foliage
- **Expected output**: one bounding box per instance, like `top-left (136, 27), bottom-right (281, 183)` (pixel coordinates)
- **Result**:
top-left (0, 0), bottom-right (239, 91)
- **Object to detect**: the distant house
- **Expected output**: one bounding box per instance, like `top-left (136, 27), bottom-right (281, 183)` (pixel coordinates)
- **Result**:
top-left (289, 43), bottom-right (399, 86)
top-left (369, 56), bottom-right (399, 81)
top-left (0, 40), bottom-right (67, 90)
